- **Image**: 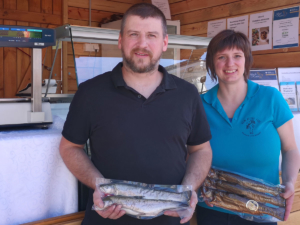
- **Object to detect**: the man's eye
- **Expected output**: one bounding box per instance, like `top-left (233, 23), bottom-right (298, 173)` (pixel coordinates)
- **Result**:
top-left (130, 33), bottom-right (137, 36)
top-left (235, 55), bottom-right (241, 58)
top-left (149, 34), bottom-right (156, 38)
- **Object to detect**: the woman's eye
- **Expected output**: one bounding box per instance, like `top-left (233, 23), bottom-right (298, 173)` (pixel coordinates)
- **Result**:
top-left (218, 56), bottom-right (225, 60)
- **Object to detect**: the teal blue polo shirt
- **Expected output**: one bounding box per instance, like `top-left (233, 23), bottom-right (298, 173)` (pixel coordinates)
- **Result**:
top-left (198, 80), bottom-right (293, 214)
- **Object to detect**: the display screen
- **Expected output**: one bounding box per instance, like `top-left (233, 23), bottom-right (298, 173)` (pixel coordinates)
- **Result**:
top-left (0, 28), bottom-right (42, 39)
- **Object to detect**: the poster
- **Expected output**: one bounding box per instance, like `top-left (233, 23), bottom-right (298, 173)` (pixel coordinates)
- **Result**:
top-left (249, 69), bottom-right (279, 90)
top-left (249, 11), bottom-right (273, 51)
top-left (278, 67), bottom-right (300, 83)
top-left (273, 6), bottom-right (299, 49)
top-left (227, 15), bottom-right (249, 37)
top-left (207, 19), bottom-right (226, 38)
top-left (151, 0), bottom-right (171, 20)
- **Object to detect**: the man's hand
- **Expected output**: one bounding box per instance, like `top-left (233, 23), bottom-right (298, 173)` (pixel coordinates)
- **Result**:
top-left (164, 190), bottom-right (198, 224)
top-left (93, 188), bottom-right (126, 219)
top-left (280, 182), bottom-right (295, 221)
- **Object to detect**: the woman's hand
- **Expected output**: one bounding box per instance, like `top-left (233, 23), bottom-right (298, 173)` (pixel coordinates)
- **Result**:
top-left (280, 182), bottom-right (295, 221)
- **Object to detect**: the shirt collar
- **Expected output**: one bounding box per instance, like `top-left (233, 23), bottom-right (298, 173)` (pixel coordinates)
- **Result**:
top-left (111, 62), bottom-right (177, 90)
top-left (203, 79), bottom-right (260, 104)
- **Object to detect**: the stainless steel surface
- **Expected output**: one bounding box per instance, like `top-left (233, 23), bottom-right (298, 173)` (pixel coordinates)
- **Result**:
top-left (0, 98), bottom-right (31, 102)
top-left (31, 48), bottom-right (43, 112)
top-left (56, 25), bottom-right (211, 49)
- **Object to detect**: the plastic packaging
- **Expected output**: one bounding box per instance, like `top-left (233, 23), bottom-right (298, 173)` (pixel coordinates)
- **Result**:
top-left (92, 178), bottom-right (194, 220)
top-left (198, 167), bottom-right (286, 222)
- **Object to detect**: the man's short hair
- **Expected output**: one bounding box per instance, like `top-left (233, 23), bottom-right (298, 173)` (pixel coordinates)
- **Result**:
top-left (120, 3), bottom-right (167, 38)
top-left (206, 29), bottom-right (253, 82)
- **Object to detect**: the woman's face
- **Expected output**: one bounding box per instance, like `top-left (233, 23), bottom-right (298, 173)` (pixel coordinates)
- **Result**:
top-left (213, 47), bottom-right (246, 84)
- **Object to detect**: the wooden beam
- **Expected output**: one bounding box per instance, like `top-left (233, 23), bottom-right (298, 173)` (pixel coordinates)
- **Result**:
top-left (170, 0), bottom-right (239, 15)
top-left (68, 0), bottom-right (132, 14)
top-left (28, 0), bottom-right (40, 12)
top-left (0, 8), bottom-right (61, 24)
top-left (41, 0), bottom-right (52, 14)
top-left (17, 0), bottom-right (28, 11)
top-left (252, 52), bottom-right (300, 68)
top-left (53, 0), bottom-right (62, 15)
top-left (68, 6), bottom-right (114, 22)
top-left (4, 0), bottom-right (16, 9)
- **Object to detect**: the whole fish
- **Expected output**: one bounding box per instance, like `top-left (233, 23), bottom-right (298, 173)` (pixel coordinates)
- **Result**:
top-left (99, 183), bottom-right (191, 203)
top-left (208, 168), bottom-right (285, 196)
top-left (97, 196), bottom-right (189, 217)
top-left (201, 187), bottom-right (285, 221)
top-left (203, 178), bottom-right (285, 207)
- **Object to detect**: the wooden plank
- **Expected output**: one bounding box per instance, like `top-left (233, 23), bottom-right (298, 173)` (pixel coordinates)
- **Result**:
top-left (278, 210), bottom-right (300, 225)
top-left (181, 21), bottom-right (208, 36)
top-left (67, 67), bottom-right (76, 80)
top-left (0, 8), bottom-right (61, 24)
top-left (252, 52), bottom-right (300, 68)
top-left (173, 0), bottom-right (300, 25)
top-left (68, 0), bottom-right (132, 13)
top-left (52, 0), bottom-right (61, 15)
top-left (169, 0), bottom-right (183, 3)
top-left (170, 0), bottom-right (239, 15)
top-left (52, 47), bottom-right (61, 81)
top-left (68, 19), bottom-right (99, 27)
top-left (41, 0), bottom-right (52, 14)
top-left (68, 6), bottom-right (114, 22)
top-left (22, 211), bottom-right (85, 225)
top-left (16, 21), bottom-right (30, 89)
top-left (3, 19), bottom-right (17, 98)
top-left (292, 191), bottom-right (300, 212)
top-left (68, 78), bottom-right (78, 91)
top-left (4, 0), bottom-right (16, 9)
top-left (29, 0), bottom-right (40, 12)
top-left (172, 4), bottom-right (230, 26)
top-left (17, 0), bottom-right (28, 11)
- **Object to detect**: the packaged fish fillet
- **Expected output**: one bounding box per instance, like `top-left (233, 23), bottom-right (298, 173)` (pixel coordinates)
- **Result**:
top-left (198, 167), bottom-right (286, 223)
top-left (92, 178), bottom-right (194, 220)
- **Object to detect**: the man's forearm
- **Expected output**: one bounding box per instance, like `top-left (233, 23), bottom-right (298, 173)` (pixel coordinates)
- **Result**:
top-left (182, 147), bottom-right (212, 191)
top-left (60, 145), bottom-right (103, 190)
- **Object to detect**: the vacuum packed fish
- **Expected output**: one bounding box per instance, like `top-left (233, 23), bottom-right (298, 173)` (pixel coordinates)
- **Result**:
top-left (99, 183), bottom-right (191, 203)
top-left (203, 178), bottom-right (285, 207)
top-left (208, 168), bottom-right (285, 196)
top-left (97, 196), bottom-right (189, 217)
top-left (202, 187), bottom-right (285, 221)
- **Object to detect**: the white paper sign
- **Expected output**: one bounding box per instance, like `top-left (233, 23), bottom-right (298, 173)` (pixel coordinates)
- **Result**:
top-left (273, 6), bottom-right (299, 49)
top-left (207, 19), bottom-right (226, 38)
top-left (278, 67), bottom-right (300, 83)
top-left (151, 0), bottom-right (171, 20)
top-left (249, 11), bottom-right (273, 51)
top-left (280, 82), bottom-right (297, 111)
top-left (227, 15), bottom-right (249, 37)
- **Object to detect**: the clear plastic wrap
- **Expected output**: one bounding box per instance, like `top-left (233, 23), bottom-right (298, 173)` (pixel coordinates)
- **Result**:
top-left (93, 178), bottom-right (194, 220)
top-left (198, 167), bottom-right (286, 223)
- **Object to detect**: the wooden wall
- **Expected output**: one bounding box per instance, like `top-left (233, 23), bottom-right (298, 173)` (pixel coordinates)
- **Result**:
top-left (0, 0), bottom-right (62, 98)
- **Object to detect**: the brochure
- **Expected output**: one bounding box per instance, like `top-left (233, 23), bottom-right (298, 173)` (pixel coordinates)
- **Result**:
top-left (273, 6), bottom-right (299, 49)
top-left (280, 82), bottom-right (297, 111)
top-left (277, 67), bottom-right (300, 83)
top-left (249, 69), bottom-right (279, 90)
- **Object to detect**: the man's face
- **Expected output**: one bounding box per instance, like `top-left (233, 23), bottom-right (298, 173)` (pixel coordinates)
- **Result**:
top-left (118, 15), bottom-right (168, 73)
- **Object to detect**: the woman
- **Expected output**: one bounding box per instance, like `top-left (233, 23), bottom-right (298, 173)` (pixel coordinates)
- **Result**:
top-left (197, 30), bottom-right (300, 225)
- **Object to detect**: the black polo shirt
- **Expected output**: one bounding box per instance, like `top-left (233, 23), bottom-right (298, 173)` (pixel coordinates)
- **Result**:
top-left (62, 62), bottom-right (211, 225)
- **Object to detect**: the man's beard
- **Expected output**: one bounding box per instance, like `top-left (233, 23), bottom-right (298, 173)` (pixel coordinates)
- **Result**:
top-left (121, 47), bottom-right (161, 73)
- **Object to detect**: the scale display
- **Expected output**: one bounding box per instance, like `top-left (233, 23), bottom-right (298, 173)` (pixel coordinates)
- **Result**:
top-left (0, 25), bottom-right (55, 48)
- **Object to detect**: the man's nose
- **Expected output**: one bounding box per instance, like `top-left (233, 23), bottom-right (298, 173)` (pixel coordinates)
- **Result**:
top-left (137, 34), bottom-right (147, 48)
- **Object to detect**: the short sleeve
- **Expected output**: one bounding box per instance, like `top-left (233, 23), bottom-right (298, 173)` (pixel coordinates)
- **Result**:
top-left (272, 88), bottom-right (294, 129)
top-left (187, 94), bottom-right (212, 145)
top-left (62, 84), bottom-right (91, 145)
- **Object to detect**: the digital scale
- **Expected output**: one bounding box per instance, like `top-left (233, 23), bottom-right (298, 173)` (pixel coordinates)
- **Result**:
top-left (0, 25), bottom-right (56, 127)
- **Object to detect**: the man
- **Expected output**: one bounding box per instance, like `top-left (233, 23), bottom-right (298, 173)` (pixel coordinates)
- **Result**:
top-left (60, 3), bottom-right (212, 225)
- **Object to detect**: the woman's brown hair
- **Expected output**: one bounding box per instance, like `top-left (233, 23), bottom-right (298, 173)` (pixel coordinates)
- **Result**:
top-left (206, 30), bottom-right (253, 82)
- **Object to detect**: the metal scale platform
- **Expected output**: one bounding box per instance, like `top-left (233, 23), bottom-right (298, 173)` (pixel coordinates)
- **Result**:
top-left (0, 25), bottom-right (56, 127)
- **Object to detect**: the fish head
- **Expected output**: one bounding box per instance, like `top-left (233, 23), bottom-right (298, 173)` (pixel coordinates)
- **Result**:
top-left (99, 184), bottom-right (115, 195)
top-left (102, 197), bottom-right (114, 208)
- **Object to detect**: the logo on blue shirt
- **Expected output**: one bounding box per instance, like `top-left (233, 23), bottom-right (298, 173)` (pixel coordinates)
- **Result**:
top-left (241, 117), bottom-right (261, 136)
